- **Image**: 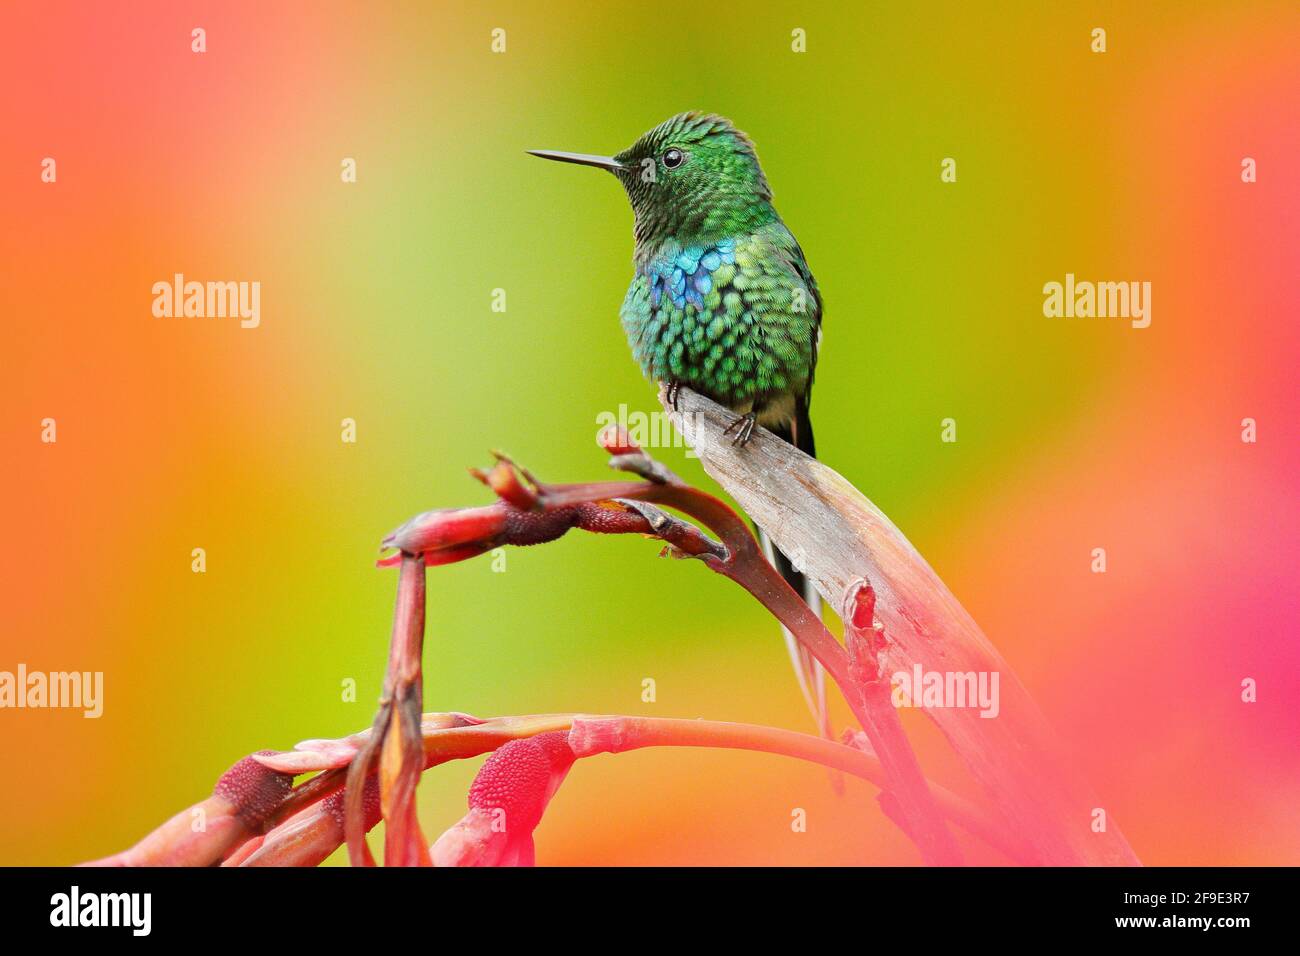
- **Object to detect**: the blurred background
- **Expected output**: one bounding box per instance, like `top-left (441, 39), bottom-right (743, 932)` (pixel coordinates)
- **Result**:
top-left (2, 1), bottom-right (1296, 865)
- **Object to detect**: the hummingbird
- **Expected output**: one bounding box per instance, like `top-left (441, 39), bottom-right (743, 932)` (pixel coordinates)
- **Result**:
top-left (529, 112), bottom-right (828, 736)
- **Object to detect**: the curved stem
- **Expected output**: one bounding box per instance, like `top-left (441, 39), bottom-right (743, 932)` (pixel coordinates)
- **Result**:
top-left (249, 713), bottom-right (1020, 866)
top-left (569, 715), bottom-right (1022, 865)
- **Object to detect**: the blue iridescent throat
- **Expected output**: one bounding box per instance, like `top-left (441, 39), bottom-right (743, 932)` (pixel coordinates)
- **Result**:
top-left (645, 239), bottom-right (737, 310)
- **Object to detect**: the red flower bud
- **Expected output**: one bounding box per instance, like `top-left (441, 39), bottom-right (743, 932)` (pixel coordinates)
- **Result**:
top-left (430, 731), bottom-right (576, 866)
top-left (598, 425), bottom-right (642, 456)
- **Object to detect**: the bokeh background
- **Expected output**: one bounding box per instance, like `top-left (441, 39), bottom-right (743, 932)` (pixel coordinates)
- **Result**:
top-left (2, 1), bottom-right (1297, 866)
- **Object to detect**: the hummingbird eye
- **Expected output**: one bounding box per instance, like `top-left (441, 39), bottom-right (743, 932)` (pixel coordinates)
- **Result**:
top-left (662, 148), bottom-right (685, 169)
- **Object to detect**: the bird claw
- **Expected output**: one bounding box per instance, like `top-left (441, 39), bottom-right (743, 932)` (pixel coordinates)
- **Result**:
top-left (666, 381), bottom-right (682, 411)
top-left (722, 411), bottom-right (758, 447)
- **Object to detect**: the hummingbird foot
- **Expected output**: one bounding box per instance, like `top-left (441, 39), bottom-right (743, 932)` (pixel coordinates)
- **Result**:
top-left (665, 380), bottom-right (682, 411)
top-left (722, 411), bottom-right (758, 447)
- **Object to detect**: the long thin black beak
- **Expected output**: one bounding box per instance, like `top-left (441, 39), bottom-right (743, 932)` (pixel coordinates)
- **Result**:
top-left (527, 149), bottom-right (626, 172)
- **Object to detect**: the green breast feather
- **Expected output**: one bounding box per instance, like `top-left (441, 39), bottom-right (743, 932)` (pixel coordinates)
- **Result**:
top-left (620, 222), bottom-right (820, 409)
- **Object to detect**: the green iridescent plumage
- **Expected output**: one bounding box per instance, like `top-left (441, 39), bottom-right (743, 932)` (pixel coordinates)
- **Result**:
top-left (620, 222), bottom-right (819, 416)
top-left (611, 113), bottom-right (821, 425)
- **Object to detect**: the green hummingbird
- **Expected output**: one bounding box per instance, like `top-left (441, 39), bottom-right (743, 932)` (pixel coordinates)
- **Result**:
top-left (530, 112), bottom-right (828, 735)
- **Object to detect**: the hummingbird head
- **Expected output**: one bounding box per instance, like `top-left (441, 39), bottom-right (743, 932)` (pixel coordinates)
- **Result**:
top-left (529, 112), bottom-right (776, 250)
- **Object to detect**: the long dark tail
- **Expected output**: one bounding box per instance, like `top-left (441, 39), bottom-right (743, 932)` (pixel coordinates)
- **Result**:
top-left (758, 397), bottom-right (831, 740)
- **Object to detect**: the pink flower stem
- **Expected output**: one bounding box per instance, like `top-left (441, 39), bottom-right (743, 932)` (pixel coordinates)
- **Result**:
top-left (343, 551), bottom-right (429, 866)
top-left (373, 439), bottom-right (962, 863)
top-left (600, 447), bottom-right (963, 864)
top-left (840, 580), bottom-right (964, 865)
top-left (568, 715), bottom-right (1023, 864)
top-left (82, 711), bottom-right (1018, 866)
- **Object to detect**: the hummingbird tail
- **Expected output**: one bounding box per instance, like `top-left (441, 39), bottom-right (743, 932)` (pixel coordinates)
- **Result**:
top-left (758, 398), bottom-right (832, 743)
top-left (760, 530), bottom-right (832, 741)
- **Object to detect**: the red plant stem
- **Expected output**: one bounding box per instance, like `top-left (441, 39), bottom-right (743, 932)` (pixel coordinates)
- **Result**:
top-left (590, 466), bottom-right (962, 864)
top-left (381, 551), bottom-right (429, 866)
top-left (377, 444), bottom-right (962, 863)
top-left (625, 482), bottom-right (852, 688)
top-left (257, 714), bottom-right (1019, 866)
top-left (83, 710), bottom-right (1018, 866)
top-left (839, 581), bottom-right (964, 865)
top-left (568, 715), bottom-right (1024, 864)
top-left (344, 719), bottom-right (381, 863)
top-left (343, 551), bottom-right (429, 866)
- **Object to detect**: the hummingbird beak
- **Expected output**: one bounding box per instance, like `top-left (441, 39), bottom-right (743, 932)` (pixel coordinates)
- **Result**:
top-left (527, 150), bottom-right (626, 173)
